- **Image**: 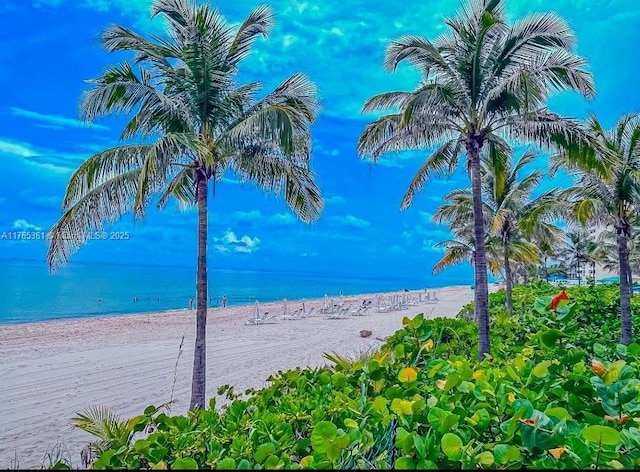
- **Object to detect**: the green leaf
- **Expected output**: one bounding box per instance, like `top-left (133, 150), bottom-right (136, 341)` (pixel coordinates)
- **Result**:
top-left (311, 421), bottom-right (337, 456)
top-left (545, 407), bottom-right (571, 420)
top-left (344, 418), bottom-right (358, 429)
top-left (391, 398), bottom-right (415, 416)
top-left (218, 458), bottom-right (237, 469)
top-left (264, 455), bottom-right (282, 469)
top-left (540, 329), bottom-right (567, 347)
top-left (394, 457), bottom-right (416, 469)
top-left (581, 425), bottom-right (622, 446)
top-left (441, 433), bottom-right (463, 460)
top-left (534, 296), bottom-right (553, 314)
top-left (475, 451), bottom-right (494, 466)
top-left (428, 407), bottom-right (459, 433)
top-left (173, 458), bottom-right (199, 470)
top-left (254, 443), bottom-right (276, 463)
top-left (493, 444), bottom-right (521, 464)
top-left (532, 360), bottom-right (552, 377)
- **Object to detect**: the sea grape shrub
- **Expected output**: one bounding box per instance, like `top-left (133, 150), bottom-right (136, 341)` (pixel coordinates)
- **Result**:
top-left (76, 303), bottom-right (640, 470)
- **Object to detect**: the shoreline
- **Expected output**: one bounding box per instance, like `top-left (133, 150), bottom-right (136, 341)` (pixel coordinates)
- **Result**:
top-left (0, 284), bottom-right (476, 326)
top-left (0, 284), bottom-right (491, 468)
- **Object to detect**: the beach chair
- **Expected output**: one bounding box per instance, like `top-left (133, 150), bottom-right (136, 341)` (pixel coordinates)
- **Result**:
top-left (245, 301), bottom-right (279, 325)
top-left (326, 304), bottom-right (353, 319)
top-left (302, 307), bottom-right (317, 318)
top-left (281, 308), bottom-right (304, 320)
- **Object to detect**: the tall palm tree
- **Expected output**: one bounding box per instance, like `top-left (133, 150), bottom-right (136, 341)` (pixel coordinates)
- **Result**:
top-left (557, 114), bottom-right (640, 344)
top-left (358, 0), bottom-right (596, 358)
top-left (47, 0), bottom-right (323, 410)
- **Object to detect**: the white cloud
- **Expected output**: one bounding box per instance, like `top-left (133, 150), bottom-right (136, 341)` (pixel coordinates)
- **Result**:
top-left (232, 210), bottom-right (296, 226)
top-left (13, 219), bottom-right (42, 231)
top-left (9, 107), bottom-right (108, 131)
top-left (419, 211), bottom-right (435, 223)
top-left (331, 214), bottom-right (371, 228)
top-left (0, 139), bottom-right (38, 158)
top-left (0, 137), bottom-right (87, 173)
top-left (269, 213), bottom-right (295, 225)
top-left (213, 230), bottom-right (261, 254)
top-left (234, 210), bottom-right (262, 222)
top-left (422, 239), bottom-right (444, 253)
top-left (325, 194), bottom-right (346, 205)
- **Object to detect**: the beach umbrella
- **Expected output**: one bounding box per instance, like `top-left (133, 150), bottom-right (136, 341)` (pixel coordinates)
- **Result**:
top-left (302, 299), bottom-right (306, 314)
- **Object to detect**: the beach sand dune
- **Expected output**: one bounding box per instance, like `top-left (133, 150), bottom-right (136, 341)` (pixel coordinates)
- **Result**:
top-left (0, 285), bottom-right (484, 468)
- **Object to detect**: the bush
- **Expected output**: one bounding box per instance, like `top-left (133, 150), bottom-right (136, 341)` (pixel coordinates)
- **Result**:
top-left (62, 284), bottom-right (640, 470)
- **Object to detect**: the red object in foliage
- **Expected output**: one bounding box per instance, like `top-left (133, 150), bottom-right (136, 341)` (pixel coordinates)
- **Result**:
top-left (550, 290), bottom-right (570, 311)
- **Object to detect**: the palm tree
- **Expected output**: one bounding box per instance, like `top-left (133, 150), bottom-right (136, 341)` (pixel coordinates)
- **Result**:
top-left (47, 0), bottom-right (323, 410)
top-left (557, 114), bottom-right (640, 344)
top-left (555, 228), bottom-right (598, 286)
top-left (594, 219), bottom-right (640, 287)
top-left (433, 153), bottom-right (546, 314)
top-left (483, 148), bottom-right (560, 313)
top-left (358, 0), bottom-right (596, 358)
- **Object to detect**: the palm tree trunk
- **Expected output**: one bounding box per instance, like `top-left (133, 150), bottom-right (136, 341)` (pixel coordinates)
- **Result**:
top-left (619, 227), bottom-right (633, 345)
top-left (190, 170), bottom-right (208, 410)
top-left (503, 235), bottom-right (513, 314)
top-left (467, 138), bottom-right (490, 359)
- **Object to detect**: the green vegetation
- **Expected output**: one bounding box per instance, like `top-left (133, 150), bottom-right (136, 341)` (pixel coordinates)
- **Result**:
top-left (63, 284), bottom-right (640, 469)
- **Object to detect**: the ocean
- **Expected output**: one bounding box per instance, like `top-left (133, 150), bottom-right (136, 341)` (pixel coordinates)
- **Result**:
top-left (0, 259), bottom-right (473, 324)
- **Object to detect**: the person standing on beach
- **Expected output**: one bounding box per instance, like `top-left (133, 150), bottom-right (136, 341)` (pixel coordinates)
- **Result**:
top-left (189, 298), bottom-right (194, 309)
top-left (222, 295), bottom-right (227, 308)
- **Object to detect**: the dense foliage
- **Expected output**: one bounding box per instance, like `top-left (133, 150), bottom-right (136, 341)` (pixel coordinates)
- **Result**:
top-left (64, 284), bottom-right (640, 469)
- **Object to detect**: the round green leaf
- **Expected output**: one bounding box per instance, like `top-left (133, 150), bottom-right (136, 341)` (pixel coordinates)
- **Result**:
top-left (441, 433), bottom-right (463, 460)
top-left (476, 451), bottom-right (494, 466)
top-left (394, 456), bottom-right (416, 469)
top-left (254, 443), bottom-right (276, 463)
top-left (311, 421), bottom-right (337, 455)
top-left (173, 458), bottom-right (199, 470)
top-left (581, 425), bottom-right (622, 446)
top-left (493, 444), bottom-right (521, 464)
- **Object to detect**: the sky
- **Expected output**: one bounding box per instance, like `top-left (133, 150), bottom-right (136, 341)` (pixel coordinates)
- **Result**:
top-left (0, 0), bottom-right (639, 280)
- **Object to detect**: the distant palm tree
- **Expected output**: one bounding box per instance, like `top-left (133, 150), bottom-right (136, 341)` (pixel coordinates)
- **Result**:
top-left (594, 219), bottom-right (640, 286)
top-left (47, 0), bottom-right (323, 410)
top-left (483, 148), bottom-right (560, 312)
top-left (358, 0), bottom-right (596, 358)
top-left (432, 147), bottom-right (559, 313)
top-left (557, 114), bottom-right (640, 343)
top-left (556, 228), bottom-right (598, 286)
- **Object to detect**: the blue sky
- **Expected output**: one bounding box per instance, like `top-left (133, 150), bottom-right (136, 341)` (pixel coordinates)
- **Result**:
top-left (0, 0), bottom-right (639, 281)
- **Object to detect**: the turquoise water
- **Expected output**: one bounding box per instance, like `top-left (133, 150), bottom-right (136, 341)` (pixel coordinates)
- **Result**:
top-left (0, 259), bottom-right (472, 324)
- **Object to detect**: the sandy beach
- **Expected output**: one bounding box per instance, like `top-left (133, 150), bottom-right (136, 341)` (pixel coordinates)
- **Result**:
top-left (0, 285), bottom-right (486, 468)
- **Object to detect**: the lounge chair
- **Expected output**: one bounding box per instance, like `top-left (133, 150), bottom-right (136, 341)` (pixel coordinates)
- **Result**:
top-left (327, 304), bottom-right (353, 319)
top-left (245, 301), bottom-right (279, 325)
